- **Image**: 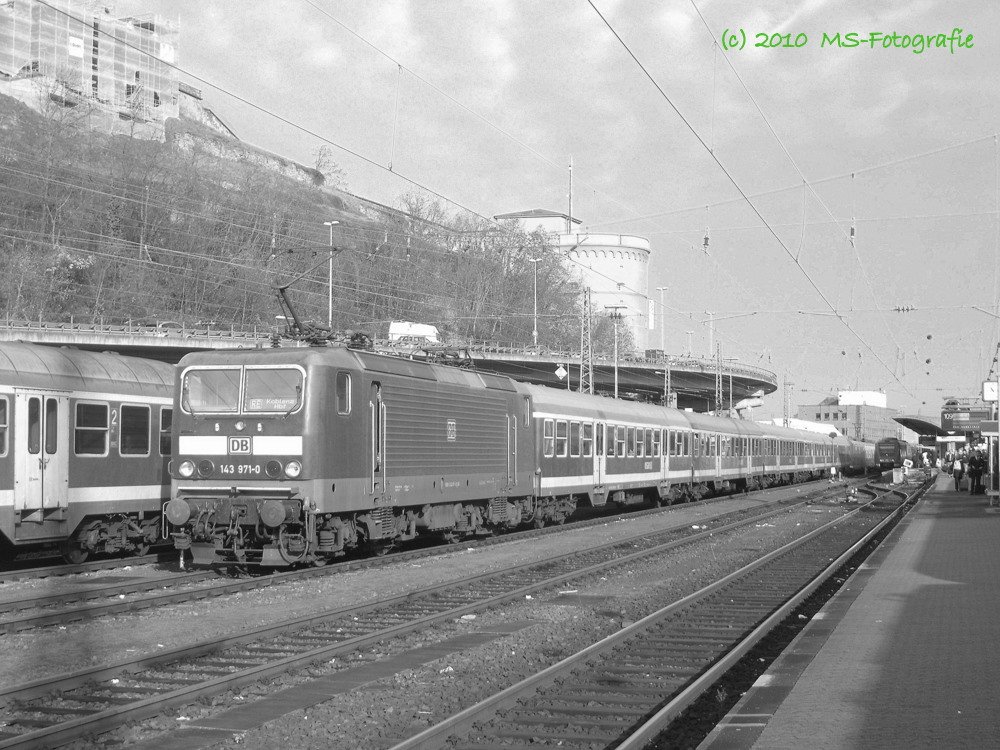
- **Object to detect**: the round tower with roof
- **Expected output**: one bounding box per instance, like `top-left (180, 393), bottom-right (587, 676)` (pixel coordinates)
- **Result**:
top-left (495, 209), bottom-right (651, 352)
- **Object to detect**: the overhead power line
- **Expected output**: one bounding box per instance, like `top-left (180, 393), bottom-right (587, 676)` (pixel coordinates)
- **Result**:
top-left (585, 0), bottom-right (908, 395)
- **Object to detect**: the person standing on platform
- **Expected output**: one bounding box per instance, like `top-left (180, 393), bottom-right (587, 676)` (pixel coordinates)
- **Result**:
top-left (953, 455), bottom-right (965, 491)
top-left (968, 451), bottom-right (985, 494)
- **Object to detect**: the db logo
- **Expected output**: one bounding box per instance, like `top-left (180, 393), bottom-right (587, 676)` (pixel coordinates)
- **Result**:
top-left (229, 436), bottom-right (251, 454)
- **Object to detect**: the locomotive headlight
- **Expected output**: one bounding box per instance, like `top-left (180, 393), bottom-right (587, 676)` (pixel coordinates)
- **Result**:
top-left (235, 421), bottom-right (246, 431)
top-left (265, 460), bottom-right (283, 478)
top-left (178, 460), bottom-right (195, 478)
top-left (284, 460), bottom-right (302, 478)
top-left (197, 460), bottom-right (215, 477)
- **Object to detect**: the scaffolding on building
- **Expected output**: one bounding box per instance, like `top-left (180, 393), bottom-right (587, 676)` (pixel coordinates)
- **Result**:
top-left (0, 0), bottom-right (178, 139)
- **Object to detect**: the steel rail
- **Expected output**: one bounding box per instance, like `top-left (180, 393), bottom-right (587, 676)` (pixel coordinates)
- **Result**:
top-left (385, 480), bottom-right (926, 750)
top-left (0, 492), bottom-right (830, 749)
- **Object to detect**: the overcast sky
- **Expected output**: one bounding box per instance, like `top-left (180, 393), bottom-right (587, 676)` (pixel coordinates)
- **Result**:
top-left (118, 0), bottom-right (999, 420)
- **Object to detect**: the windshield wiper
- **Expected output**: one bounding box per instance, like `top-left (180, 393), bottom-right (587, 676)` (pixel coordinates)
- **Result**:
top-left (281, 385), bottom-right (302, 419)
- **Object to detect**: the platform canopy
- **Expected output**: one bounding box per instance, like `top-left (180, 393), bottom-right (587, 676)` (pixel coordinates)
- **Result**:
top-left (894, 415), bottom-right (949, 437)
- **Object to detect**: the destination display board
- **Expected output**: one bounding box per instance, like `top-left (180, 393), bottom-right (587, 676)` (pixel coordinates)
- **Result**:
top-left (941, 408), bottom-right (993, 433)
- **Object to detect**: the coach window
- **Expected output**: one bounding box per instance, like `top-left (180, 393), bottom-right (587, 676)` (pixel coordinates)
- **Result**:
top-left (615, 426), bottom-right (625, 457)
top-left (626, 427), bottom-right (636, 457)
top-left (570, 421), bottom-right (581, 457)
top-left (75, 402), bottom-right (109, 455)
top-left (543, 419), bottom-right (554, 457)
top-left (159, 407), bottom-right (173, 456)
top-left (652, 428), bottom-right (660, 457)
top-left (27, 398), bottom-right (40, 454)
top-left (44, 398), bottom-right (58, 455)
top-left (582, 422), bottom-right (593, 457)
top-left (556, 420), bottom-right (568, 457)
top-left (644, 428), bottom-right (653, 457)
top-left (336, 372), bottom-right (351, 415)
top-left (120, 405), bottom-right (150, 456)
top-left (0, 397), bottom-right (7, 455)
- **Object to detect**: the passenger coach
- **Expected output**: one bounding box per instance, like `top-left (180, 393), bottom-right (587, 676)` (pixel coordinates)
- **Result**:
top-left (0, 342), bottom-right (174, 562)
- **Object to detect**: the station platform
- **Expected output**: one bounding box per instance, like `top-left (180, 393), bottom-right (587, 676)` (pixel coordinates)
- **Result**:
top-left (700, 471), bottom-right (1000, 750)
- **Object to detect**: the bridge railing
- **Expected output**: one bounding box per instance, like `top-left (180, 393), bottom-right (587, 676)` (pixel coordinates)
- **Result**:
top-left (0, 317), bottom-right (269, 340)
top-left (0, 318), bottom-right (777, 385)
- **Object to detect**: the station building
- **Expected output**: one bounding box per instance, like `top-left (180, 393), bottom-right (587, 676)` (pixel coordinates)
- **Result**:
top-left (796, 391), bottom-right (904, 443)
top-left (494, 209), bottom-right (651, 352)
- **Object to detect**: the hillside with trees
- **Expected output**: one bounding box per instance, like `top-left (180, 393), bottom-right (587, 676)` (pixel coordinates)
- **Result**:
top-left (0, 85), bottom-right (627, 354)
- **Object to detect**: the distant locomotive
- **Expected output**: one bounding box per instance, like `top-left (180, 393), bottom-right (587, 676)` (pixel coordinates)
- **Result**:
top-left (875, 437), bottom-right (916, 470)
top-left (0, 342), bottom-right (174, 562)
top-left (163, 346), bottom-right (878, 567)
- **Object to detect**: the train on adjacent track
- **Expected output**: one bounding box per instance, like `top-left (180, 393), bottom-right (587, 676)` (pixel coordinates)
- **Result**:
top-left (0, 342), bottom-right (174, 562)
top-left (875, 437), bottom-right (920, 470)
top-left (162, 345), bottom-right (879, 568)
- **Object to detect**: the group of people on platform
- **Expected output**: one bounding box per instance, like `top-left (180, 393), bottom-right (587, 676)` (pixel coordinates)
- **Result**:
top-left (944, 449), bottom-right (990, 494)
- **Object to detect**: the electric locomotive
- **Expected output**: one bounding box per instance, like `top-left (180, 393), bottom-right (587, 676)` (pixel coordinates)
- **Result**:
top-left (875, 437), bottom-right (912, 470)
top-left (164, 346), bottom-right (536, 566)
top-left (163, 344), bottom-right (874, 568)
top-left (0, 342), bottom-right (174, 562)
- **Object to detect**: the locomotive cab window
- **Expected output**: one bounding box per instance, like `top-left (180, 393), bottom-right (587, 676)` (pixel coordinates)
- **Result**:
top-left (336, 372), bottom-right (352, 415)
top-left (0, 396), bottom-right (6, 455)
top-left (244, 367), bottom-right (303, 413)
top-left (75, 402), bottom-right (109, 456)
top-left (120, 405), bottom-right (150, 456)
top-left (182, 368), bottom-right (240, 413)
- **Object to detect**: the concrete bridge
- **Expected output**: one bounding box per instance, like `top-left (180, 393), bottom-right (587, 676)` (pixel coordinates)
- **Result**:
top-left (0, 319), bottom-right (778, 412)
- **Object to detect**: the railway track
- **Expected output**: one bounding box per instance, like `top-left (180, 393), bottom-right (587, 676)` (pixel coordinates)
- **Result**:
top-left (386, 478), bottom-right (930, 750)
top-left (0, 479), bottom-right (854, 636)
top-left (0, 550), bottom-right (172, 584)
top-left (0, 482), bottom-right (856, 749)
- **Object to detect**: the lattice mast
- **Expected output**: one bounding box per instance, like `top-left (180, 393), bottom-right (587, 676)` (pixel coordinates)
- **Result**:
top-left (579, 288), bottom-right (594, 394)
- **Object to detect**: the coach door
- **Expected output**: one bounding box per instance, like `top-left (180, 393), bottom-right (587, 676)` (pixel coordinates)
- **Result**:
top-left (593, 421), bottom-right (605, 485)
top-left (14, 392), bottom-right (69, 513)
top-left (369, 382), bottom-right (385, 498)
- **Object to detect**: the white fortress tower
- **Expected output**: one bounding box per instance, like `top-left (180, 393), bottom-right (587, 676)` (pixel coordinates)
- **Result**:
top-left (558, 233), bottom-right (650, 352)
top-left (495, 209), bottom-right (651, 352)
